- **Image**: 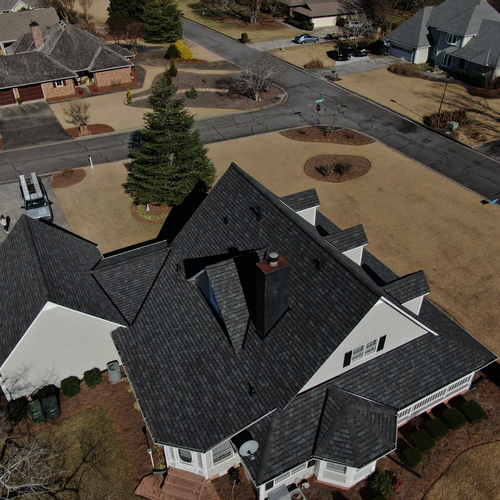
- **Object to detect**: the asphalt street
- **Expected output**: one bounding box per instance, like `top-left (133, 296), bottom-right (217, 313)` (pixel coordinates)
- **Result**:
top-left (0, 18), bottom-right (499, 201)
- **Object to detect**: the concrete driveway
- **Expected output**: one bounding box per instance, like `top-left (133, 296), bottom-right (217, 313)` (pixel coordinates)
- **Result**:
top-left (0, 101), bottom-right (71, 150)
top-left (0, 174), bottom-right (70, 244)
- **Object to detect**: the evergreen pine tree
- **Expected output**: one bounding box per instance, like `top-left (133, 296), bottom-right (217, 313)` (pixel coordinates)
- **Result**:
top-left (144, 0), bottom-right (183, 43)
top-left (124, 76), bottom-right (216, 207)
top-left (167, 61), bottom-right (178, 78)
top-left (107, 0), bottom-right (145, 22)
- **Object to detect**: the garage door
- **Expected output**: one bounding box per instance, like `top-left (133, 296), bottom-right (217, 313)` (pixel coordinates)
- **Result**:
top-left (388, 45), bottom-right (412, 62)
top-left (18, 84), bottom-right (44, 102)
top-left (0, 88), bottom-right (16, 106)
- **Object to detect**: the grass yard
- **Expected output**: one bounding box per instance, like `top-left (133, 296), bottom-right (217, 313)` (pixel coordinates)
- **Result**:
top-left (40, 407), bottom-right (136, 499)
top-left (337, 68), bottom-right (500, 146)
top-left (423, 441), bottom-right (500, 500)
top-left (269, 43), bottom-right (337, 69)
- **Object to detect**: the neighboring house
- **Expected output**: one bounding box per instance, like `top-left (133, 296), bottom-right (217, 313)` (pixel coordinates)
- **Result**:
top-left (0, 7), bottom-right (58, 52)
top-left (0, 165), bottom-right (495, 498)
top-left (279, 0), bottom-right (352, 27)
top-left (386, 0), bottom-right (500, 77)
top-left (0, 0), bottom-right (38, 14)
top-left (0, 20), bottom-right (133, 106)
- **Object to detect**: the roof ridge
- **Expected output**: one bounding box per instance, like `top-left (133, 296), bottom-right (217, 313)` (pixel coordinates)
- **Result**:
top-left (23, 217), bottom-right (50, 302)
top-left (256, 411), bottom-right (280, 484)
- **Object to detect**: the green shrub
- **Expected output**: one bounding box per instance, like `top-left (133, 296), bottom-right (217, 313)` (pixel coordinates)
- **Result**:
top-left (186, 83), bottom-right (199, 99)
top-left (83, 367), bottom-right (102, 388)
top-left (167, 61), bottom-right (178, 78)
top-left (368, 39), bottom-right (387, 55)
top-left (460, 400), bottom-right (486, 424)
top-left (402, 446), bottom-right (423, 468)
top-left (165, 43), bottom-right (181, 60)
top-left (4, 396), bottom-right (27, 424)
top-left (443, 407), bottom-right (467, 430)
top-left (61, 375), bottom-right (81, 397)
top-left (456, 69), bottom-right (486, 88)
top-left (126, 88), bottom-right (132, 105)
top-left (424, 418), bottom-right (449, 441)
top-left (409, 429), bottom-right (435, 453)
top-left (316, 165), bottom-right (330, 176)
top-left (35, 384), bottom-right (58, 400)
top-left (300, 20), bottom-right (313, 30)
top-left (371, 470), bottom-right (396, 498)
top-left (240, 32), bottom-right (249, 43)
top-left (372, 496), bottom-right (388, 500)
top-left (336, 17), bottom-right (346, 27)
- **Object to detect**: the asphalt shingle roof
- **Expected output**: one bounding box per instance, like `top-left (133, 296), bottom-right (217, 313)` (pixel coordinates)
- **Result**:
top-left (113, 164), bottom-right (383, 450)
top-left (0, 216), bottom-right (125, 365)
top-left (242, 385), bottom-right (396, 485)
top-left (0, 7), bottom-right (58, 44)
top-left (325, 224), bottom-right (368, 253)
top-left (385, 6), bottom-right (434, 49)
top-left (382, 270), bottom-right (430, 303)
top-left (280, 189), bottom-right (320, 213)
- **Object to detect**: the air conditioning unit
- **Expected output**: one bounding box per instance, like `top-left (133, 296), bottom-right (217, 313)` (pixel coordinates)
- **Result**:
top-left (449, 121), bottom-right (459, 131)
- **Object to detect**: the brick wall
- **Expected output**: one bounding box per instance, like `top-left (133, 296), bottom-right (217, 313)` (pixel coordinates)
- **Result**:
top-left (94, 67), bottom-right (132, 88)
top-left (42, 79), bottom-right (76, 99)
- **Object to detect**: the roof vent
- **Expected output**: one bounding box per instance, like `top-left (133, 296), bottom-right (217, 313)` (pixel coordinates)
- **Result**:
top-left (268, 252), bottom-right (279, 266)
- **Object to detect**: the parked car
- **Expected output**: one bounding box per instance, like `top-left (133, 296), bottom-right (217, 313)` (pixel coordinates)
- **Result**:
top-left (353, 43), bottom-right (368, 56)
top-left (42, 394), bottom-right (61, 419)
top-left (337, 43), bottom-right (352, 60)
top-left (19, 173), bottom-right (54, 222)
top-left (28, 399), bottom-right (47, 425)
top-left (294, 34), bottom-right (319, 44)
top-left (325, 33), bottom-right (340, 40)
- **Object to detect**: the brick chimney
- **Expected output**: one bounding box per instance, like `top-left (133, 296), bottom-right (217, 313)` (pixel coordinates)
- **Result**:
top-left (30, 22), bottom-right (44, 50)
top-left (255, 252), bottom-right (291, 338)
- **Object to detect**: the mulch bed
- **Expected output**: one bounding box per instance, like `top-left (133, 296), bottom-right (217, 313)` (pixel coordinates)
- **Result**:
top-left (305, 155), bottom-right (371, 182)
top-left (52, 168), bottom-right (86, 188)
top-left (131, 203), bottom-right (173, 223)
top-left (130, 72), bottom-right (284, 110)
top-left (65, 124), bottom-right (115, 137)
top-left (281, 127), bottom-right (375, 145)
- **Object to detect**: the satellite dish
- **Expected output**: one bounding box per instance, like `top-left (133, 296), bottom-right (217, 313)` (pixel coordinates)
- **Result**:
top-left (239, 440), bottom-right (259, 460)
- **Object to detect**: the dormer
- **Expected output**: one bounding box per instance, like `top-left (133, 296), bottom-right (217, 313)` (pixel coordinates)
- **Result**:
top-left (325, 224), bottom-right (368, 265)
top-left (382, 270), bottom-right (430, 315)
top-left (280, 189), bottom-right (320, 225)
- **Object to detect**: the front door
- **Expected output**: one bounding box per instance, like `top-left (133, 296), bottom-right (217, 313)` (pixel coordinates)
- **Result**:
top-left (177, 448), bottom-right (198, 474)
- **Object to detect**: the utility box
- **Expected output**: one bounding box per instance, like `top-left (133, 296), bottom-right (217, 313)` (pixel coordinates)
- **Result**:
top-left (107, 360), bottom-right (122, 383)
top-left (449, 121), bottom-right (459, 131)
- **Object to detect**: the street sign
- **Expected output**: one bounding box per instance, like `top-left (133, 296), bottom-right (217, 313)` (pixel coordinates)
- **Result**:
top-left (315, 99), bottom-right (324, 103)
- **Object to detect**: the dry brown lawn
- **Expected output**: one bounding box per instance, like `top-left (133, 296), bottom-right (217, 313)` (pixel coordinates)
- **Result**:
top-left (337, 68), bottom-right (500, 146)
top-left (269, 43), bottom-right (337, 69)
top-left (423, 441), bottom-right (500, 500)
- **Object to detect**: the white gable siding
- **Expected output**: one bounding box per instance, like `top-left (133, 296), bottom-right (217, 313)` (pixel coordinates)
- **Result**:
top-left (296, 206), bottom-right (317, 225)
top-left (402, 295), bottom-right (425, 315)
top-left (299, 299), bottom-right (430, 393)
top-left (342, 246), bottom-right (363, 265)
top-left (0, 302), bottom-right (123, 398)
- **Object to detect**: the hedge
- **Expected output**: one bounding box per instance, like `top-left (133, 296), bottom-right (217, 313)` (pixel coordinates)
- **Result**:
top-left (443, 407), bottom-right (467, 430)
top-left (460, 400), bottom-right (486, 424)
top-left (456, 69), bottom-right (486, 88)
top-left (402, 446), bottom-right (423, 468)
top-left (409, 429), bottom-right (435, 453)
top-left (83, 368), bottom-right (102, 389)
top-left (61, 375), bottom-right (81, 397)
top-left (371, 470), bottom-right (396, 498)
top-left (424, 417), bottom-right (449, 441)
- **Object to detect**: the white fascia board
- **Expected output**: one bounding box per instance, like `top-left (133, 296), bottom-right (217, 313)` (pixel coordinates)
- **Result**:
top-left (380, 296), bottom-right (438, 336)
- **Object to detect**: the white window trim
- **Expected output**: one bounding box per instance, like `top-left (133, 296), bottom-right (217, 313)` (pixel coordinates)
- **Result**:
top-left (325, 462), bottom-right (347, 474)
top-left (54, 80), bottom-right (65, 87)
top-left (442, 54), bottom-right (453, 67)
top-left (446, 33), bottom-right (458, 45)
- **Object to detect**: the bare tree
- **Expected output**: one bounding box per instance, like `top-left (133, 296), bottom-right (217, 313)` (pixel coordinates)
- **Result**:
top-left (0, 417), bottom-right (59, 499)
top-left (78, 0), bottom-right (95, 22)
top-left (349, 11), bottom-right (377, 38)
top-left (235, 54), bottom-right (281, 101)
top-left (63, 101), bottom-right (90, 127)
top-left (125, 20), bottom-right (147, 54)
top-left (38, 0), bottom-right (77, 21)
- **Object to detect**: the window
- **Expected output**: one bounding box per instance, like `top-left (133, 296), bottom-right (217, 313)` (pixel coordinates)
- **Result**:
top-left (179, 449), bottom-right (192, 463)
top-left (54, 80), bottom-right (65, 87)
top-left (442, 54), bottom-right (453, 67)
top-left (326, 462), bottom-right (347, 474)
top-left (212, 441), bottom-right (233, 465)
top-left (446, 33), bottom-right (458, 45)
top-left (343, 335), bottom-right (386, 367)
top-left (265, 481), bottom-right (274, 491)
top-left (275, 471), bottom-right (290, 484)
top-left (291, 463), bottom-right (306, 475)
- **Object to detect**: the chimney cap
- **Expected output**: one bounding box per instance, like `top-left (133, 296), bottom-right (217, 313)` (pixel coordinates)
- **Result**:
top-left (268, 252), bottom-right (279, 266)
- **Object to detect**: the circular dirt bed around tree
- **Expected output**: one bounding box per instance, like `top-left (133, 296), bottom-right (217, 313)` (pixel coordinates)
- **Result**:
top-left (131, 203), bottom-right (172, 223)
top-left (281, 127), bottom-right (374, 145)
top-left (305, 155), bottom-right (371, 183)
top-left (52, 168), bottom-right (86, 188)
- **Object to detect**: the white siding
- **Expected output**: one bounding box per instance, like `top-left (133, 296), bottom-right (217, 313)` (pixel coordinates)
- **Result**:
top-left (296, 206), bottom-right (317, 225)
top-left (401, 295), bottom-right (425, 315)
top-left (342, 246), bottom-right (363, 265)
top-left (300, 299), bottom-right (429, 393)
top-left (316, 460), bottom-right (376, 487)
top-left (312, 16), bottom-right (337, 27)
top-left (0, 302), bottom-right (123, 398)
top-left (413, 47), bottom-right (429, 64)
